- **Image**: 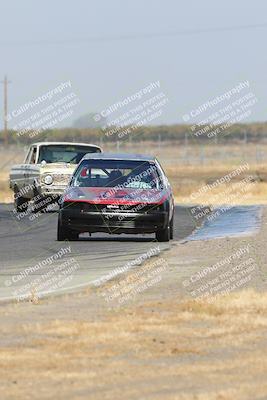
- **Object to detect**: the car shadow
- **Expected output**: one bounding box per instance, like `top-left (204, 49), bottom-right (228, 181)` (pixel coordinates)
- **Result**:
top-left (73, 236), bottom-right (156, 242)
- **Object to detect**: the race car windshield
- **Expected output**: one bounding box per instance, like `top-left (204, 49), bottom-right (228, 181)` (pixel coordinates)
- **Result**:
top-left (72, 160), bottom-right (163, 189)
top-left (38, 145), bottom-right (101, 164)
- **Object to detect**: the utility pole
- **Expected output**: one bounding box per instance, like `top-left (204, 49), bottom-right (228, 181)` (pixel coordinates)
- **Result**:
top-left (1, 75), bottom-right (11, 147)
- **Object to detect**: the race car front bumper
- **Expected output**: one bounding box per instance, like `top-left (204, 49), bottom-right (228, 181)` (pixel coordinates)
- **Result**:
top-left (59, 207), bottom-right (169, 235)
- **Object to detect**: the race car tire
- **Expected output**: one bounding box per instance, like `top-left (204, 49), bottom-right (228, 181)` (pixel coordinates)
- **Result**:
top-left (57, 219), bottom-right (79, 241)
top-left (170, 215), bottom-right (174, 240)
top-left (156, 222), bottom-right (170, 242)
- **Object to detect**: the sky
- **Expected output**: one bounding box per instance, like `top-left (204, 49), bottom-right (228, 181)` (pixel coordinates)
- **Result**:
top-left (0, 0), bottom-right (266, 129)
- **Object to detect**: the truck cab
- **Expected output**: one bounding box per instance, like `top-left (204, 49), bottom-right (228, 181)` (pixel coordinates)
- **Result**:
top-left (10, 142), bottom-right (102, 213)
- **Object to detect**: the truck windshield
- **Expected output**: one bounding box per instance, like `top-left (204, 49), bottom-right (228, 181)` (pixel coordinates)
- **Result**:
top-left (72, 160), bottom-right (163, 190)
top-left (38, 145), bottom-right (101, 164)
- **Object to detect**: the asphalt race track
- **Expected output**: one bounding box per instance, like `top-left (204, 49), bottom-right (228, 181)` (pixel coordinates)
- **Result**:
top-left (0, 204), bottom-right (199, 301)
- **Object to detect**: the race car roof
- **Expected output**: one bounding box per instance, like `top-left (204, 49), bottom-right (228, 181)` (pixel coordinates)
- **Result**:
top-left (82, 152), bottom-right (156, 162)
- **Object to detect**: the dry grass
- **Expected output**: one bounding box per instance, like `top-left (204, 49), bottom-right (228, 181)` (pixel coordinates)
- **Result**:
top-left (2, 143), bottom-right (267, 204)
top-left (0, 172), bottom-right (12, 203)
top-left (0, 146), bottom-right (24, 203)
top-left (1, 289), bottom-right (267, 399)
top-left (167, 163), bottom-right (267, 204)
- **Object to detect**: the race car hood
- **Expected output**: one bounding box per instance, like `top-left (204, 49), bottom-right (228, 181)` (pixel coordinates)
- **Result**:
top-left (63, 186), bottom-right (170, 205)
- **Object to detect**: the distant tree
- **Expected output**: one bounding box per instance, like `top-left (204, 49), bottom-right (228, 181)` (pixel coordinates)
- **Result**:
top-left (2, 122), bottom-right (267, 145)
top-left (73, 113), bottom-right (107, 129)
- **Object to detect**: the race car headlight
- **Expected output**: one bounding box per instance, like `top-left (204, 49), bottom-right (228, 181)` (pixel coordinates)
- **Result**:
top-left (43, 174), bottom-right (53, 185)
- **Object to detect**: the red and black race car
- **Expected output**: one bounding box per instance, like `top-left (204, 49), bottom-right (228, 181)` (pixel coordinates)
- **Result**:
top-left (57, 153), bottom-right (174, 242)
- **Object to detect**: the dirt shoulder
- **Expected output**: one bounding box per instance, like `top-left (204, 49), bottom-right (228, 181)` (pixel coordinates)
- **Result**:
top-left (0, 209), bottom-right (267, 400)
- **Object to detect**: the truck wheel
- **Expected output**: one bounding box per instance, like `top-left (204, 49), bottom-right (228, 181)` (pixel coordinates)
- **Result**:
top-left (14, 193), bottom-right (29, 213)
top-left (57, 219), bottom-right (79, 241)
top-left (156, 222), bottom-right (170, 242)
top-left (33, 196), bottom-right (47, 213)
top-left (32, 189), bottom-right (43, 213)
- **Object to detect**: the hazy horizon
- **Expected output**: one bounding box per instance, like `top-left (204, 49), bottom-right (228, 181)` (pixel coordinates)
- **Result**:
top-left (0, 0), bottom-right (266, 129)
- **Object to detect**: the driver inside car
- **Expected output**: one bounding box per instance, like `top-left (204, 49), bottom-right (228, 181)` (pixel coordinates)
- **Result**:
top-left (107, 170), bottom-right (123, 186)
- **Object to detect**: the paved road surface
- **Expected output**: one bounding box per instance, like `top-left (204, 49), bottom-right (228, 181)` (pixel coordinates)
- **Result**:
top-left (0, 204), bottom-right (199, 301)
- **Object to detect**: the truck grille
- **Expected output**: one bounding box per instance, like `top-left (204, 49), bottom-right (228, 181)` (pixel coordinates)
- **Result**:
top-left (52, 174), bottom-right (71, 186)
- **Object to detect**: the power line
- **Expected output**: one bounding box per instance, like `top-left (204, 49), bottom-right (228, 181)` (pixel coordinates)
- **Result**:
top-left (0, 22), bottom-right (266, 47)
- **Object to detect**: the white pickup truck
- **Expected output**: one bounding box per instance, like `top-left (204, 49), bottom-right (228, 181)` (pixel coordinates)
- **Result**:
top-left (9, 142), bottom-right (102, 212)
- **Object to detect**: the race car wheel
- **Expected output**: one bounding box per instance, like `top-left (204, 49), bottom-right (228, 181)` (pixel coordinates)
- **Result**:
top-left (156, 222), bottom-right (170, 242)
top-left (170, 215), bottom-right (174, 240)
top-left (57, 219), bottom-right (79, 241)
